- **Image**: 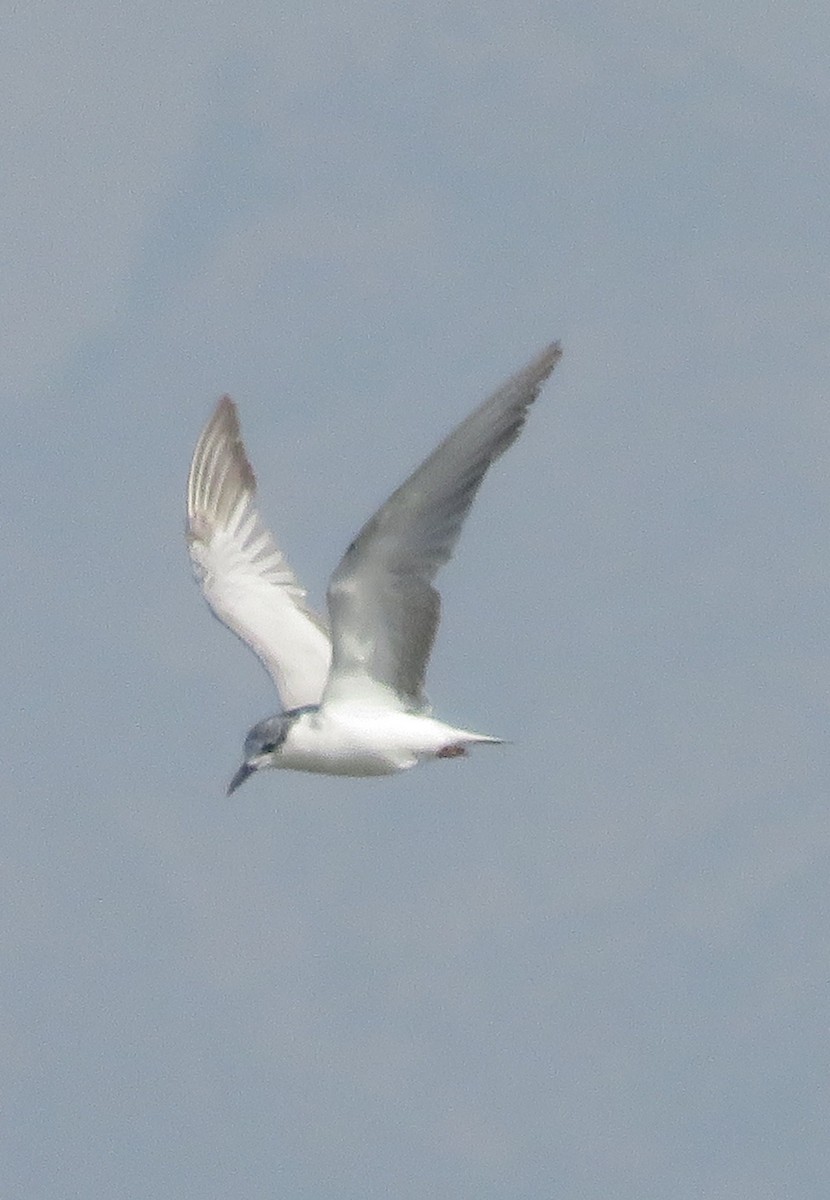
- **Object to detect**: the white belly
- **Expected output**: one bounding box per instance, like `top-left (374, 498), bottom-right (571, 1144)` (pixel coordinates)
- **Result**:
top-left (278, 708), bottom-right (497, 777)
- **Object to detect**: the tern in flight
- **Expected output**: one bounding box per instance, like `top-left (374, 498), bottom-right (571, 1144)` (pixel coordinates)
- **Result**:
top-left (186, 341), bottom-right (561, 792)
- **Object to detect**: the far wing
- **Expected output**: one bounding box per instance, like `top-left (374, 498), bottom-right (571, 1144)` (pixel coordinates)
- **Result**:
top-left (187, 397), bottom-right (332, 710)
top-left (323, 342), bottom-right (562, 713)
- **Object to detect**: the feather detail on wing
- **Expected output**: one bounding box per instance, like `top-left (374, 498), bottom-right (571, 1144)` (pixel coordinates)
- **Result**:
top-left (187, 396), bottom-right (332, 710)
top-left (323, 342), bottom-right (562, 714)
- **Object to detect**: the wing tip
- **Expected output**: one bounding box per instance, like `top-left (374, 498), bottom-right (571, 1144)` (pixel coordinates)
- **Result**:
top-left (545, 339), bottom-right (564, 368)
top-left (524, 339), bottom-right (563, 389)
top-left (187, 394), bottom-right (257, 524)
top-left (216, 395), bottom-right (257, 494)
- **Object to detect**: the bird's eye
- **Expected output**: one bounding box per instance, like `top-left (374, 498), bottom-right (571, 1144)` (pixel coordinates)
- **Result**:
top-left (261, 742), bottom-right (277, 754)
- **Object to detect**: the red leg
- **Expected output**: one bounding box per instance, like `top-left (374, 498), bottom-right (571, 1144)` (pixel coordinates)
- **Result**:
top-left (436, 743), bottom-right (468, 759)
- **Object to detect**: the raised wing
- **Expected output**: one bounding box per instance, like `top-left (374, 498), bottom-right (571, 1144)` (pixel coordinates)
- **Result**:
top-left (187, 397), bottom-right (332, 710)
top-left (323, 342), bottom-right (562, 713)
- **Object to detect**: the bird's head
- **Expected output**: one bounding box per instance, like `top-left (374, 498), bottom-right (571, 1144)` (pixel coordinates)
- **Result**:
top-left (226, 714), bottom-right (290, 795)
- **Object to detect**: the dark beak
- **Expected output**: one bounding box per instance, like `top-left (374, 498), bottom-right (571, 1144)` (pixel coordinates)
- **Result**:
top-left (227, 761), bottom-right (254, 796)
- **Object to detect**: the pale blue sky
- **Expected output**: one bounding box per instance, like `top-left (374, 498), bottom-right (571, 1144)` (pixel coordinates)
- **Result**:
top-left (4, 3), bottom-right (830, 1197)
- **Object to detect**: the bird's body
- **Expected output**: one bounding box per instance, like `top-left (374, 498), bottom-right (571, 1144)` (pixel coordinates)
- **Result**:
top-left (245, 705), bottom-right (500, 780)
top-left (186, 341), bottom-right (561, 792)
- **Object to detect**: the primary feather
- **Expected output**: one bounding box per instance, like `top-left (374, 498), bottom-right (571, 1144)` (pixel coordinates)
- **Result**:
top-left (323, 342), bottom-right (562, 712)
top-left (186, 397), bottom-right (332, 709)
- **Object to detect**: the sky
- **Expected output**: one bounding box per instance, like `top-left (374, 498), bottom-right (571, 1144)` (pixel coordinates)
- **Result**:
top-left (3, 2), bottom-right (830, 1196)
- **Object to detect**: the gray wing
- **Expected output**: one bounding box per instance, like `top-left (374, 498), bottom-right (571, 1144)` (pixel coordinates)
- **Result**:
top-left (322, 342), bottom-right (562, 713)
top-left (187, 397), bottom-right (332, 710)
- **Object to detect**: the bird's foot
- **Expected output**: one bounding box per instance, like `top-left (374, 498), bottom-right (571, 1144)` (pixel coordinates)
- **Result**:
top-left (436, 743), bottom-right (467, 759)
